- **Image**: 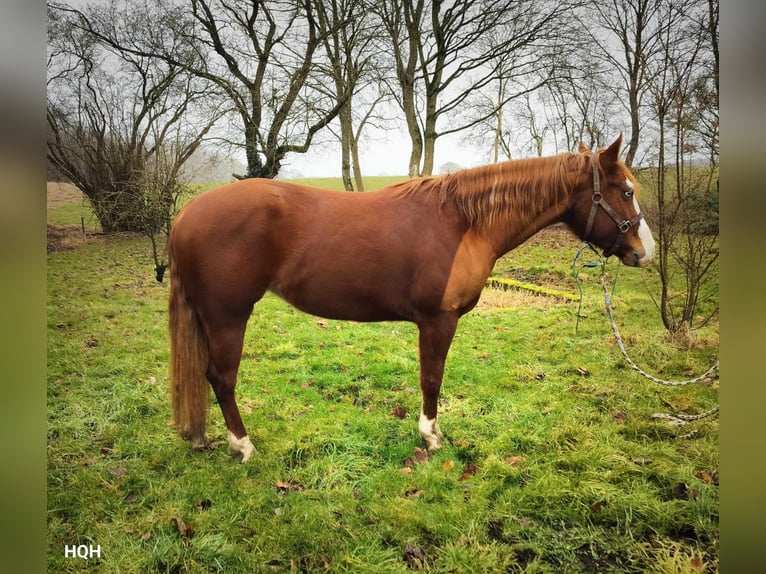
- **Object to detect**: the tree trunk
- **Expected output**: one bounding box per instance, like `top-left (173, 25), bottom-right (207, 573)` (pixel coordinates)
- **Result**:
top-left (626, 88), bottom-right (641, 168)
top-left (351, 131), bottom-right (365, 191)
top-left (493, 81), bottom-right (504, 163)
top-left (422, 108), bottom-right (437, 177)
top-left (400, 69), bottom-right (423, 177)
top-left (244, 122), bottom-right (265, 178)
top-left (655, 113), bottom-right (675, 332)
top-left (339, 102), bottom-right (355, 190)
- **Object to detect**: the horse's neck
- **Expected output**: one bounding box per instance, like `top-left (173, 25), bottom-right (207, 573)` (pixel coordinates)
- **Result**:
top-left (453, 161), bottom-right (572, 257)
top-left (491, 201), bottom-right (568, 258)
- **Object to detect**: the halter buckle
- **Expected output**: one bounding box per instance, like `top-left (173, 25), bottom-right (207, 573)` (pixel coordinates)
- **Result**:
top-left (618, 220), bottom-right (631, 233)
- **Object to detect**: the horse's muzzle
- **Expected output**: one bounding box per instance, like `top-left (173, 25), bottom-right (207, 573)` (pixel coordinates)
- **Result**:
top-left (621, 250), bottom-right (652, 267)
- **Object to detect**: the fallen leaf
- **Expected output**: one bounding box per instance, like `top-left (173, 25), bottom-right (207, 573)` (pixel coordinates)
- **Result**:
top-left (317, 320), bottom-right (328, 328)
top-left (590, 500), bottom-right (606, 511)
top-left (690, 557), bottom-right (704, 571)
top-left (535, 372), bottom-right (546, 380)
top-left (390, 405), bottom-right (408, 419)
top-left (399, 466), bottom-right (413, 474)
top-left (612, 410), bottom-right (626, 423)
top-left (442, 459), bottom-right (455, 472)
top-left (123, 492), bottom-right (139, 504)
top-left (140, 531), bottom-right (153, 542)
top-left (146, 376), bottom-right (157, 385)
top-left (404, 447), bottom-right (430, 468)
top-left (108, 465), bottom-right (126, 477)
top-left (505, 456), bottom-right (524, 467)
top-left (170, 516), bottom-right (193, 539)
top-left (576, 366), bottom-right (589, 376)
top-left (85, 338), bottom-right (99, 347)
top-left (404, 542), bottom-right (426, 569)
top-left (632, 457), bottom-right (653, 465)
top-left (695, 469), bottom-right (718, 485)
top-left (405, 488), bottom-right (424, 499)
top-left (277, 480), bottom-right (305, 494)
top-left (459, 462), bottom-right (479, 481)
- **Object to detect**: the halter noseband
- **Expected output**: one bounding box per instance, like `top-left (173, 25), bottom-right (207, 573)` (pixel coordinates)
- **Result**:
top-left (583, 152), bottom-right (644, 258)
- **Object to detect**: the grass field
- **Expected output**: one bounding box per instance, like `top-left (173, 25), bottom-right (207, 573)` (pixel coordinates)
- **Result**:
top-left (47, 178), bottom-right (719, 572)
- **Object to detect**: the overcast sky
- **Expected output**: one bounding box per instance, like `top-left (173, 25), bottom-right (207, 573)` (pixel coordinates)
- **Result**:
top-left (283, 128), bottom-right (489, 178)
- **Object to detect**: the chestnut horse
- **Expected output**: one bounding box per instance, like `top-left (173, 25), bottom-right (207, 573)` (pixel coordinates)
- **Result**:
top-left (168, 135), bottom-right (654, 462)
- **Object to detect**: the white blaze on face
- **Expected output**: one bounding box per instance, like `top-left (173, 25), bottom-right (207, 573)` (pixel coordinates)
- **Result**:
top-left (630, 182), bottom-right (655, 266)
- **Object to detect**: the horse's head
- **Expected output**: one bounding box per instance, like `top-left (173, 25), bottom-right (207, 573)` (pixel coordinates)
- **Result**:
top-left (568, 134), bottom-right (655, 267)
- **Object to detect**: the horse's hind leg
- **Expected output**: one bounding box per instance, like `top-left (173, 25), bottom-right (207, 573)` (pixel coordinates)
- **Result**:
top-left (205, 315), bottom-right (256, 463)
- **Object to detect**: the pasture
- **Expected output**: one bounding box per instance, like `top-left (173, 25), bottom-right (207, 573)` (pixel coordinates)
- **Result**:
top-left (47, 178), bottom-right (718, 573)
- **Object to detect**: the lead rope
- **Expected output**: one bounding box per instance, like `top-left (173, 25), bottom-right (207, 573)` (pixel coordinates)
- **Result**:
top-left (572, 244), bottom-right (719, 432)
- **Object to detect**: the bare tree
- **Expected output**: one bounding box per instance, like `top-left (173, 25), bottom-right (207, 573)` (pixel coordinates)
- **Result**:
top-left (541, 49), bottom-right (623, 153)
top-left (586, 0), bottom-right (663, 167)
top-left (47, 2), bottom-right (220, 256)
top-left (379, 0), bottom-right (566, 176)
top-left (314, 0), bottom-right (389, 190)
top-left (641, 0), bottom-right (718, 337)
top-left (376, 0), bottom-right (424, 177)
top-left (62, 0), bottom-right (352, 179)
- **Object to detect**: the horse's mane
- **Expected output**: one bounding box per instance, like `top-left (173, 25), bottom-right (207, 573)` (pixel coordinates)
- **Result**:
top-left (390, 152), bottom-right (590, 232)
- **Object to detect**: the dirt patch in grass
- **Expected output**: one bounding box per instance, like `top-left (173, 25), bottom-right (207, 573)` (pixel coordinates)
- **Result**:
top-left (476, 287), bottom-right (560, 310)
top-left (47, 182), bottom-right (94, 253)
top-left (46, 224), bottom-right (88, 253)
top-left (47, 181), bottom-right (85, 208)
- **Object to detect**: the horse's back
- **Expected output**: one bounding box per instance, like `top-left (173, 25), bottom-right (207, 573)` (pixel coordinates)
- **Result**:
top-left (169, 178), bottom-right (470, 322)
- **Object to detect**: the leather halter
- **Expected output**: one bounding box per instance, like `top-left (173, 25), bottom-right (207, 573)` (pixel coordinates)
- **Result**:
top-left (583, 152), bottom-right (644, 258)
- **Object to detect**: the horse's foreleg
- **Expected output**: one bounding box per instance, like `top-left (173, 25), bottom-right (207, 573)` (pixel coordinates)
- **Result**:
top-left (206, 320), bottom-right (256, 463)
top-left (417, 315), bottom-right (458, 450)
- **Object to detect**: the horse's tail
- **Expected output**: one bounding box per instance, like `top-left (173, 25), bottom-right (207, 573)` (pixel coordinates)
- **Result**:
top-left (168, 253), bottom-right (209, 447)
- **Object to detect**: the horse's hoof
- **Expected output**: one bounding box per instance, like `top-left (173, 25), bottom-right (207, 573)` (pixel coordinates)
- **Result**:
top-left (191, 437), bottom-right (211, 451)
top-left (228, 432), bottom-right (256, 463)
top-left (419, 413), bottom-right (444, 451)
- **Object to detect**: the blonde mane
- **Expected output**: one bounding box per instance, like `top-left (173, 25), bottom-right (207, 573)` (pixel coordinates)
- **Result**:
top-left (391, 152), bottom-right (590, 232)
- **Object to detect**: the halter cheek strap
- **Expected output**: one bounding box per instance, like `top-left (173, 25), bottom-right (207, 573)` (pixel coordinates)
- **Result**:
top-left (583, 153), bottom-right (644, 258)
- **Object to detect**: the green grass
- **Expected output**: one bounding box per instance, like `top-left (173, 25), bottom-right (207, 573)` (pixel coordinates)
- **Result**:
top-left (47, 181), bottom-right (718, 573)
top-left (287, 176), bottom-right (409, 191)
top-left (47, 198), bottom-right (100, 229)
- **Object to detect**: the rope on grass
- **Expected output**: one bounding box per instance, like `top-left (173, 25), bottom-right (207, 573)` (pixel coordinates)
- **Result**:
top-left (572, 243), bottom-right (719, 427)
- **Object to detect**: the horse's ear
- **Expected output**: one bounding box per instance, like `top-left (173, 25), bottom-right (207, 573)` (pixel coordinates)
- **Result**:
top-left (578, 141), bottom-right (589, 154)
top-left (601, 133), bottom-right (623, 164)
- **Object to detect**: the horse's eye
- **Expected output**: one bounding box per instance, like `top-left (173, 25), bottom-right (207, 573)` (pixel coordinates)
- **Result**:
top-left (623, 190), bottom-right (634, 199)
